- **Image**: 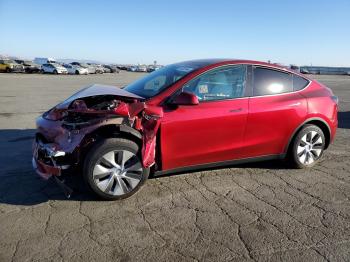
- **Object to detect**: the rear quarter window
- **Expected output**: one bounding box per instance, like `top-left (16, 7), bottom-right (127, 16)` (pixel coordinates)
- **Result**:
top-left (293, 75), bottom-right (310, 91)
top-left (253, 67), bottom-right (293, 96)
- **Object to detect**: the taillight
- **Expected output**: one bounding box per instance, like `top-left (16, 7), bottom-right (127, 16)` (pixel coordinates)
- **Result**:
top-left (331, 96), bottom-right (339, 105)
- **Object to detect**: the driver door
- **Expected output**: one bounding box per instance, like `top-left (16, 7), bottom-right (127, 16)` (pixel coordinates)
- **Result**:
top-left (160, 65), bottom-right (249, 171)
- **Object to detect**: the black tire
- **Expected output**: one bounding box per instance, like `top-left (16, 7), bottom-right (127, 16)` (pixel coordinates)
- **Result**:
top-left (75, 70), bottom-right (79, 75)
top-left (83, 138), bottom-right (149, 200)
top-left (288, 124), bottom-right (325, 169)
top-left (5, 67), bottom-right (11, 73)
top-left (53, 70), bottom-right (58, 75)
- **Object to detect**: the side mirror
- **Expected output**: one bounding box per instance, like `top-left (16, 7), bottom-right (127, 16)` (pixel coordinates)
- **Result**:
top-left (172, 91), bottom-right (199, 106)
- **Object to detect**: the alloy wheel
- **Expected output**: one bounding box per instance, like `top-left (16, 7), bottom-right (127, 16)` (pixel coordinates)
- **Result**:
top-left (297, 131), bottom-right (324, 165)
top-left (92, 150), bottom-right (143, 196)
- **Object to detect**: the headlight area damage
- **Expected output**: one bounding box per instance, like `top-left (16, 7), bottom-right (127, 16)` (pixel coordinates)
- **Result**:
top-left (32, 84), bottom-right (163, 189)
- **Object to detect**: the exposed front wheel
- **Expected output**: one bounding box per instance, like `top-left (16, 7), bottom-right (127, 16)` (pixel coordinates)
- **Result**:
top-left (53, 70), bottom-right (58, 75)
top-left (83, 138), bottom-right (149, 200)
top-left (289, 125), bottom-right (325, 168)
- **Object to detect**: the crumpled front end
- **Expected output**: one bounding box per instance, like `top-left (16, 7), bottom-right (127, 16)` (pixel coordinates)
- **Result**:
top-left (32, 84), bottom-right (163, 179)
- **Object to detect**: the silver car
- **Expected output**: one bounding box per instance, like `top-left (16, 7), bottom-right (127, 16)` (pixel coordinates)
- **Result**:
top-left (41, 63), bottom-right (68, 74)
top-left (63, 64), bottom-right (89, 75)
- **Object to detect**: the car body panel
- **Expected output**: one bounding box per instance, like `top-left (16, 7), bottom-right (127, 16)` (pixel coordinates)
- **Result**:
top-left (32, 59), bottom-right (338, 180)
top-left (63, 64), bottom-right (89, 75)
top-left (55, 84), bottom-right (144, 110)
top-left (242, 92), bottom-right (308, 158)
top-left (0, 59), bottom-right (25, 72)
top-left (42, 63), bottom-right (68, 74)
top-left (160, 98), bottom-right (249, 170)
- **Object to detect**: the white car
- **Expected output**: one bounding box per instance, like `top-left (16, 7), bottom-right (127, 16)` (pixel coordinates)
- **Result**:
top-left (41, 63), bottom-right (68, 74)
top-left (63, 64), bottom-right (88, 75)
top-left (34, 57), bottom-right (57, 65)
top-left (136, 65), bottom-right (147, 72)
top-left (72, 62), bottom-right (96, 74)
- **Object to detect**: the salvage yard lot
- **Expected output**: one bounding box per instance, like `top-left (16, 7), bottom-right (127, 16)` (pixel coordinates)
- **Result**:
top-left (0, 73), bottom-right (349, 261)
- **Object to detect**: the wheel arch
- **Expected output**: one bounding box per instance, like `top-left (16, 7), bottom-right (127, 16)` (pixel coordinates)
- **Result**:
top-left (285, 117), bottom-right (331, 154)
top-left (78, 124), bottom-right (143, 164)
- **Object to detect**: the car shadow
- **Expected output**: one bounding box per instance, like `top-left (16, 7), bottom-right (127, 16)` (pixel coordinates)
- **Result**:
top-left (0, 129), bottom-right (96, 206)
top-left (0, 111), bottom-right (347, 206)
top-left (338, 111), bottom-right (350, 129)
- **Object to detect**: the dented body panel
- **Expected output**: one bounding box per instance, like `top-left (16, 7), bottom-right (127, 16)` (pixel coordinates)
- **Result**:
top-left (32, 59), bottom-right (338, 182)
top-left (33, 84), bottom-right (163, 179)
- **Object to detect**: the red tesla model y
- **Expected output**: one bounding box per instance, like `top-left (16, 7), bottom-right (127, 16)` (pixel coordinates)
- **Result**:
top-left (33, 59), bottom-right (338, 199)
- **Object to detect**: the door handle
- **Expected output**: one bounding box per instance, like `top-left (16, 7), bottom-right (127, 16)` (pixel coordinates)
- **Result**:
top-left (229, 108), bottom-right (243, 113)
top-left (288, 102), bottom-right (301, 107)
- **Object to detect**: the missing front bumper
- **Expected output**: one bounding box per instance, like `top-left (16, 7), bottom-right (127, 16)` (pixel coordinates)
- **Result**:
top-left (32, 138), bottom-right (71, 179)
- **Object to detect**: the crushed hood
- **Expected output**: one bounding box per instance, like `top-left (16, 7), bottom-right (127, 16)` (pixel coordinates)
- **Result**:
top-left (56, 84), bottom-right (145, 109)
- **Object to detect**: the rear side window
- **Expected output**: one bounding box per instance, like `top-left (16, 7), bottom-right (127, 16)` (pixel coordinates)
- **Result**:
top-left (293, 75), bottom-right (309, 91)
top-left (253, 67), bottom-right (293, 96)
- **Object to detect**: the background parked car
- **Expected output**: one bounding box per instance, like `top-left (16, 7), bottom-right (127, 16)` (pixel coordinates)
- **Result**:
top-left (90, 64), bottom-right (104, 74)
top-left (102, 65), bottom-right (111, 73)
top-left (136, 65), bottom-right (147, 72)
top-left (15, 60), bottom-right (41, 73)
top-left (104, 64), bottom-right (119, 73)
top-left (0, 59), bottom-right (25, 73)
top-left (63, 64), bottom-right (89, 75)
top-left (34, 57), bottom-right (57, 65)
top-left (117, 65), bottom-right (128, 70)
top-left (71, 62), bottom-right (96, 74)
top-left (41, 63), bottom-right (68, 74)
top-left (127, 65), bottom-right (137, 72)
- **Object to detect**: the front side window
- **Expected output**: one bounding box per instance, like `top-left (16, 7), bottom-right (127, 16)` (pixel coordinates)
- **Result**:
top-left (182, 65), bottom-right (247, 101)
top-left (253, 67), bottom-right (293, 96)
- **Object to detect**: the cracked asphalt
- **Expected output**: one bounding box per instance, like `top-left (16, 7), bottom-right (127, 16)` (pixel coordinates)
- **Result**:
top-left (0, 72), bottom-right (349, 262)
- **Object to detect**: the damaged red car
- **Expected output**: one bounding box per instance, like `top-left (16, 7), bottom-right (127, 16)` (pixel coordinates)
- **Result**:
top-left (32, 59), bottom-right (338, 200)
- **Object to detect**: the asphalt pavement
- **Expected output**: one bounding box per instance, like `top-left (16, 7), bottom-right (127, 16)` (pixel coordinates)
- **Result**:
top-left (0, 72), bottom-right (349, 261)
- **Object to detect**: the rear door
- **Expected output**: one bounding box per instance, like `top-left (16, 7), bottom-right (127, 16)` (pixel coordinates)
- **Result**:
top-left (242, 66), bottom-right (308, 158)
top-left (160, 65), bottom-right (250, 171)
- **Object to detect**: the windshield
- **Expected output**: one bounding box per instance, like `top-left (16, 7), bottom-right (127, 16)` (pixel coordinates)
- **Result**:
top-left (124, 62), bottom-right (207, 98)
top-left (4, 60), bottom-right (15, 64)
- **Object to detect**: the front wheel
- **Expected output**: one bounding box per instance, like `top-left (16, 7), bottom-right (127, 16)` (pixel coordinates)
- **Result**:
top-left (83, 138), bottom-right (149, 200)
top-left (53, 70), bottom-right (58, 75)
top-left (288, 125), bottom-right (325, 168)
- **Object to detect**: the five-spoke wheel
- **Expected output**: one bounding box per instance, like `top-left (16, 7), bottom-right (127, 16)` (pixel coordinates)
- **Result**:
top-left (84, 138), bottom-right (149, 200)
top-left (290, 124), bottom-right (325, 168)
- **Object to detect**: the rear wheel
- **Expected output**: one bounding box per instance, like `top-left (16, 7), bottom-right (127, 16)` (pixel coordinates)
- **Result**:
top-left (289, 125), bottom-right (325, 168)
top-left (83, 138), bottom-right (149, 200)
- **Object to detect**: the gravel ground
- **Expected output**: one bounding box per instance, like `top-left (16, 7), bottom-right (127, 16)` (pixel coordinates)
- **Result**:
top-left (0, 73), bottom-right (349, 262)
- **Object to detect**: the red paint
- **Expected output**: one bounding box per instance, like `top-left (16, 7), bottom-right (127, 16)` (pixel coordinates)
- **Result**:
top-left (113, 102), bottom-right (129, 117)
top-left (33, 59), bottom-right (338, 178)
top-left (172, 91), bottom-right (199, 105)
top-left (242, 92), bottom-right (308, 158)
top-left (160, 98), bottom-right (249, 170)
